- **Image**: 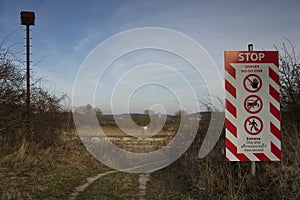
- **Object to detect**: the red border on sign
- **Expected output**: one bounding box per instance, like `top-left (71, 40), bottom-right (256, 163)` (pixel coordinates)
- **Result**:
top-left (244, 95), bottom-right (263, 114)
top-left (244, 116), bottom-right (263, 135)
top-left (243, 74), bottom-right (262, 93)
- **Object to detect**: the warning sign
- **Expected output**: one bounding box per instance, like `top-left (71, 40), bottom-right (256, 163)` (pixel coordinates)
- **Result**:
top-left (243, 74), bottom-right (262, 93)
top-left (225, 51), bottom-right (281, 161)
top-left (244, 116), bottom-right (263, 135)
top-left (244, 95), bottom-right (263, 114)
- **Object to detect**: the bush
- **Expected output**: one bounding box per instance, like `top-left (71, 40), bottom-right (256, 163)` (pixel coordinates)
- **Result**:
top-left (173, 115), bottom-right (299, 199)
top-left (276, 39), bottom-right (300, 131)
top-left (0, 37), bottom-right (66, 146)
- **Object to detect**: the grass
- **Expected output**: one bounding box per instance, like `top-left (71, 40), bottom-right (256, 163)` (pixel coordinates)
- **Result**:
top-left (0, 121), bottom-right (298, 199)
top-left (78, 168), bottom-right (192, 200)
top-left (146, 168), bottom-right (192, 200)
top-left (172, 120), bottom-right (300, 200)
top-left (0, 138), bottom-right (110, 199)
top-left (0, 129), bottom-right (184, 200)
top-left (78, 172), bottom-right (140, 200)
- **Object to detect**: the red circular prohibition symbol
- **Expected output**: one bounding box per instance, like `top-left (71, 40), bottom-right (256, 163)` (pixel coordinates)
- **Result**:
top-left (243, 74), bottom-right (262, 93)
top-left (244, 95), bottom-right (263, 114)
top-left (244, 116), bottom-right (263, 135)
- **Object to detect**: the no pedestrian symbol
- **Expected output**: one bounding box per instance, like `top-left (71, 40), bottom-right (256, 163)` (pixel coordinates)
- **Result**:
top-left (243, 74), bottom-right (262, 93)
top-left (244, 116), bottom-right (263, 135)
top-left (244, 95), bottom-right (263, 114)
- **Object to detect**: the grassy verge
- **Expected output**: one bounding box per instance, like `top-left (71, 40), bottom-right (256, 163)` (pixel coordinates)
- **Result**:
top-left (78, 172), bottom-right (139, 200)
top-left (146, 168), bottom-right (192, 200)
top-left (0, 138), bottom-right (110, 199)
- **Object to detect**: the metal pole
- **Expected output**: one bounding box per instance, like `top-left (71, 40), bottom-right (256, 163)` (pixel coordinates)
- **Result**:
top-left (25, 24), bottom-right (31, 137)
top-left (21, 11), bottom-right (34, 136)
top-left (26, 25), bottom-right (30, 113)
top-left (248, 43), bottom-right (256, 176)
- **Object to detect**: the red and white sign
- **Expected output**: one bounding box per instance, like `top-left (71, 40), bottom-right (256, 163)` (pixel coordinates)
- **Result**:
top-left (244, 95), bottom-right (263, 114)
top-left (225, 51), bottom-right (281, 161)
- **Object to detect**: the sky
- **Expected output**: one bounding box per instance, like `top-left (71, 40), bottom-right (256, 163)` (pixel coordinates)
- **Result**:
top-left (1, 0), bottom-right (300, 114)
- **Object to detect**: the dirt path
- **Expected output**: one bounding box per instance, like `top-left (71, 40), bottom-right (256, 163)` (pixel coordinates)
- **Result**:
top-left (67, 170), bottom-right (152, 200)
top-left (67, 170), bottom-right (117, 200)
top-left (138, 173), bottom-right (151, 200)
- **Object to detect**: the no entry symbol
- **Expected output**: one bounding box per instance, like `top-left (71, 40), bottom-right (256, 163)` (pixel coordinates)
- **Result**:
top-left (244, 95), bottom-right (263, 114)
top-left (243, 74), bottom-right (262, 93)
top-left (244, 116), bottom-right (263, 135)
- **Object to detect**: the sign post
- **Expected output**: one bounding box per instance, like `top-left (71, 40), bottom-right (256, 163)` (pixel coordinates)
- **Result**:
top-left (225, 46), bottom-right (281, 164)
top-left (248, 44), bottom-right (256, 176)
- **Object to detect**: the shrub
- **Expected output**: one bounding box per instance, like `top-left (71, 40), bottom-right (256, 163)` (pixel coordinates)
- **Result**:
top-left (0, 37), bottom-right (66, 146)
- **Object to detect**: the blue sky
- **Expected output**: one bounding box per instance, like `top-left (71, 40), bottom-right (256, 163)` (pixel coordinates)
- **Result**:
top-left (1, 0), bottom-right (300, 114)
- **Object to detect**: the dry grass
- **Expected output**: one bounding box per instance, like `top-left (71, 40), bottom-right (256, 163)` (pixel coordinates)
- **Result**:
top-left (0, 128), bottom-right (176, 199)
top-left (1, 120), bottom-right (297, 199)
top-left (78, 172), bottom-right (140, 200)
top-left (146, 167), bottom-right (192, 200)
top-left (172, 119), bottom-right (300, 200)
top-left (0, 137), bottom-right (110, 199)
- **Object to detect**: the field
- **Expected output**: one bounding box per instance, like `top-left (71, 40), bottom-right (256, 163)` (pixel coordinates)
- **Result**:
top-left (0, 127), bottom-right (178, 199)
top-left (0, 118), bottom-right (299, 199)
top-left (0, 136), bottom-right (110, 199)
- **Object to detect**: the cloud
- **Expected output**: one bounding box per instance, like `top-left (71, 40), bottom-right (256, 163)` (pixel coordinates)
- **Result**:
top-left (73, 32), bottom-right (98, 53)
